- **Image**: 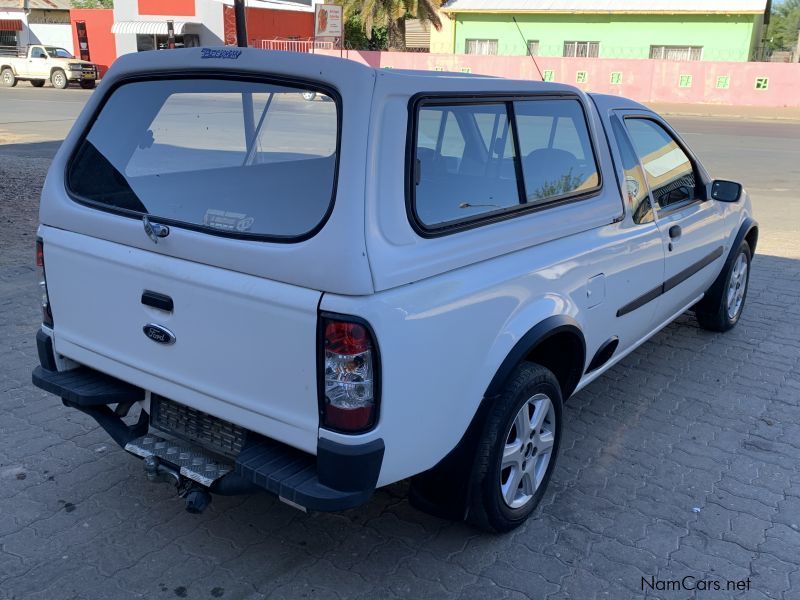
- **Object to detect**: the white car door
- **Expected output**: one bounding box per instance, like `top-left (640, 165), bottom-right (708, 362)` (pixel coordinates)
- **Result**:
top-left (28, 46), bottom-right (49, 78)
top-left (619, 111), bottom-right (729, 324)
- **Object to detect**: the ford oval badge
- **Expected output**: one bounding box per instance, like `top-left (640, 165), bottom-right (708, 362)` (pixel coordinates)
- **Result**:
top-left (143, 324), bottom-right (176, 345)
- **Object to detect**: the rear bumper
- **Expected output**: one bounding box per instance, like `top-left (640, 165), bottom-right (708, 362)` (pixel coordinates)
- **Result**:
top-left (32, 332), bottom-right (383, 512)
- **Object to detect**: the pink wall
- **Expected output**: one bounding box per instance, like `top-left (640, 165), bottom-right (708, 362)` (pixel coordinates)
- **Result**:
top-left (319, 51), bottom-right (800, 108)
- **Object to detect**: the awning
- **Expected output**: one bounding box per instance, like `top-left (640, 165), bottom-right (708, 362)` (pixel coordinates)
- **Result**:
top-left (0, 19), bottom-right (24, 31)
top-left (111, 21), bottom-right (197, 35)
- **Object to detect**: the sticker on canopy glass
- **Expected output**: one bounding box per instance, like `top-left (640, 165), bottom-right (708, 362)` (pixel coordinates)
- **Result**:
top-left (203, 209), bottom-right (255, 232)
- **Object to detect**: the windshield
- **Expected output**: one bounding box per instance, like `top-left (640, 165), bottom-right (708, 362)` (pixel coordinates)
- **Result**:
top-left (45, 47), bottom-right (74, 58)
top-left (67, 77), bottom-right (339, 241)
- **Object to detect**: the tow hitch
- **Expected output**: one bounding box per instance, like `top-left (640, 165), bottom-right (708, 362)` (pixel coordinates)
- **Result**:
top-left (142, 455), bottom-right (214, 514)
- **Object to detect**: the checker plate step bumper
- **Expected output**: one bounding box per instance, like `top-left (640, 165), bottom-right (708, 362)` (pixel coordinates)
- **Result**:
top-left (125, 434), bottom-right (233, 487)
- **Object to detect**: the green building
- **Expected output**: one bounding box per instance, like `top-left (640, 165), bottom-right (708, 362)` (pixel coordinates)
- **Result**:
top-left (431, 0), bottom-right (769, 62)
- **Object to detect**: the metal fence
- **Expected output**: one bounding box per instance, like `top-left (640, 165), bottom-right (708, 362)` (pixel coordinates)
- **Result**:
top-left (256, 39), bottom-right (335, 53)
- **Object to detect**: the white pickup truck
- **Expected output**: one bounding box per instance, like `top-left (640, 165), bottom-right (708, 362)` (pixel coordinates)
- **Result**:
top-left (1, 45), bottom-right (98, 89)
top-left (31, 48), bottom-right (756, 532)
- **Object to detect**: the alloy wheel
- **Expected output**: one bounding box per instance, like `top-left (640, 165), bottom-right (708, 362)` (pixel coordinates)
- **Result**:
top-left (726, 252), bottom-right (748, 320)
top-left (500, 393), bottom-right (556, 509)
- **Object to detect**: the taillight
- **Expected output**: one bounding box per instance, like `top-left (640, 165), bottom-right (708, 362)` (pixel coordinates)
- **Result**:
top-left (320, 315), bottom-right (380, 432)
top-left (36, 238), bottom-right (53, 327)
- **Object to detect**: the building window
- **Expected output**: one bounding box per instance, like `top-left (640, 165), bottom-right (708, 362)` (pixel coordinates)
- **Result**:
top-left (649, 46), bottom-right (703, 61)
top-left (465, 39), bottom-right (498, 55)
top-left (527, 40), bottom-right (539, 56)
top-left (0, 30), bottom-right (18, 47)
top-left (563, 41), bottom-right (599, 58)
top-left (136, 33), bottom-right (199, 52)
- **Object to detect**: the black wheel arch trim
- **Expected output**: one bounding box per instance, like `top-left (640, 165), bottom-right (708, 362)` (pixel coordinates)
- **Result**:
top-left (485, 314), bottom-right (586, 399)
top-left (696, 217), bottom-right (758, 314)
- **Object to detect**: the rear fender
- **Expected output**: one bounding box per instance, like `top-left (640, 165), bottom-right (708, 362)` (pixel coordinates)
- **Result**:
top-left (410, 301), bottom-right (584, 520)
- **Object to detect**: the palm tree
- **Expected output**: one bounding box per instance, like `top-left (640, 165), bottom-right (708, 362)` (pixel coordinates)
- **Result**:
top-left (341, 0), bottom-right (442, 51)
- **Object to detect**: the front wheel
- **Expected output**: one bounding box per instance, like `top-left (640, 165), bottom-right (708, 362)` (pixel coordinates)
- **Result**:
top-left (696, 241), bottom-right (751, 332)
top-left (51, 69), bottom-right (68, 90)
top-left (1, 68), bottom-right (16, 87)
top-left (467, 362), bottom-right (562, 532)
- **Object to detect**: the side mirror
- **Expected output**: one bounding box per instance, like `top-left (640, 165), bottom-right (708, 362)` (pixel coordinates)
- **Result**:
top-left (710, 180), bottom-right (742, 203)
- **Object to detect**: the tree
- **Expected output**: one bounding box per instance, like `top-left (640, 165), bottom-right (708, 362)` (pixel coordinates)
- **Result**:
top-left (340, 0), bottom-right (441, 51)
top-left (344, 14), bottom-right (388, 50)
top-left (765, 0), bottom-right (800, 51)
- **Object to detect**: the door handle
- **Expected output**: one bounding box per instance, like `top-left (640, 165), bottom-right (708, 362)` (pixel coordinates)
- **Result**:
top-left (669, 225), bottom-right (682, 239)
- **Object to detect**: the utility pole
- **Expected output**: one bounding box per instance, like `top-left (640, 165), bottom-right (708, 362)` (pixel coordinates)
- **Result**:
top-left (234, 0), bottom-right (248, 48)
top-left (234, 0), bottom-right (256, 152)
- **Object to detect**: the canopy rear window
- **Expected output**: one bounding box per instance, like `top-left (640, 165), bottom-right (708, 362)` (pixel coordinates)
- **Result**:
top-left (67, 77), bottom-right (340, 241)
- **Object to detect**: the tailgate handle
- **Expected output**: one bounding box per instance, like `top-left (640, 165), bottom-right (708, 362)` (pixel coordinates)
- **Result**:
top-left (141, 290), bottom-right (173, 312)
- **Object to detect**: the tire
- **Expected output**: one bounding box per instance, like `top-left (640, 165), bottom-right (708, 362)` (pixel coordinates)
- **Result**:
top-left (79, 80), bottom-right (96, 90)
top-left (51, 69), bottom-right (68, 90)
top-left (696, 240), bottom-right (751, 332)
top-left (301, 91), bottom-right (316, 101)
top-left (30, 79), bottom-right (45, 88)
top-left (1, 68), bottom-right (17, 87)
top-left (467, 362), bottom-right (562, 532)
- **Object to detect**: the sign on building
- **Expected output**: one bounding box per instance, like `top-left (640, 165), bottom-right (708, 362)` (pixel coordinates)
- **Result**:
top-left (314, 4), bottom-right (342, 48)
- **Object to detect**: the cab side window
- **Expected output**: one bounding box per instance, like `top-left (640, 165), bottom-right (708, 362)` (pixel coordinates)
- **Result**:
top-left (611, 118), bottom-right (654, 224)
top-left (411, 97), bottom-right (601, 232)
top-left (624, 118), bottom-right (696, 211)
top-left (30, 47), bottom-right (46, 59)
top-left (514, 99), bottom-right (599, 206)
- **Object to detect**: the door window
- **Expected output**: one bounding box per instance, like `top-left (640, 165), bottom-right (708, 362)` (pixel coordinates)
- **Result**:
top-left (611, 119), bottom-right (653, 224)
top-left (624, 118), bottom-right (696, 211)
top-left (30, 47), bottom-right (46, 58)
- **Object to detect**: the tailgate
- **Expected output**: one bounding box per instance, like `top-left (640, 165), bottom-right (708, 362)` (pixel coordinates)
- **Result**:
top-left (42, 226), bottom-right (321, 453)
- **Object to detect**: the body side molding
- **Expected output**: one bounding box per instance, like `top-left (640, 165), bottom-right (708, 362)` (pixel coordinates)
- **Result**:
top-left (617, 246), bottom-right (724, 317)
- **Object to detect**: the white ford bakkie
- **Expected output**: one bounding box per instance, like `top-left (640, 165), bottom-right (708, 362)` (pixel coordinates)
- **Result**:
top-left (32, 48), bottom-right (757, 531)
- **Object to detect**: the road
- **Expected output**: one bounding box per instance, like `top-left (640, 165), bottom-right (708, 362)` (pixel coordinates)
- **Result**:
top-left (1, 85), bottom-right (799, 600)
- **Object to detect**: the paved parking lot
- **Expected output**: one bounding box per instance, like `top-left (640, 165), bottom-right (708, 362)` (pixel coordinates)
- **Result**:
top-left (1, 86), bottom-right (799, 599)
